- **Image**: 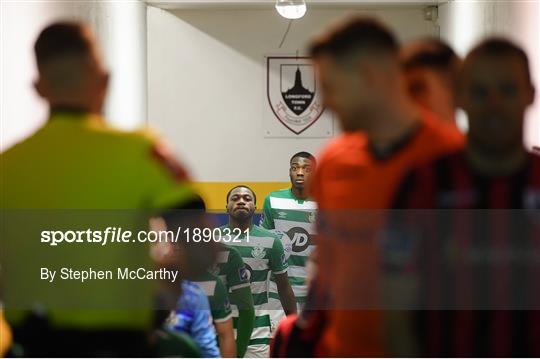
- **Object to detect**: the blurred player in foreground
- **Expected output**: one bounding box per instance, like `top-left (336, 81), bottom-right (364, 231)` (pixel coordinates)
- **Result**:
top-left (282, 16), bottom-right (464, 357)
top-left (394, 38), bottom-right (539, 357)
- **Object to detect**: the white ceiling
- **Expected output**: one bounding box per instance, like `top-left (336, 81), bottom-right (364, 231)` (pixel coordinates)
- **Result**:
top-left (146, 0), bottom-right (449, 10)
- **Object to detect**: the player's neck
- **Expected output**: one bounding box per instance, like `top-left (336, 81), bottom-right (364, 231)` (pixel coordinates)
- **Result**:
top-left (228, 218), bottom-right (252, 232)
top-left (291, 187), bottom-right (308, 200)
top-left (368, 99), bottom-right (420, 151)
top-left (465, 143), bottom-right (528, 177)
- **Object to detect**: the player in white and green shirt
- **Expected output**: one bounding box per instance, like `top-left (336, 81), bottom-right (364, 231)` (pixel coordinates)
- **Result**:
top-left (260, 152), bottom-right (317, 324)
top-left (224, 185), bottom-right (297, 358)
top-left (205, 244), bottom-right (255, 357)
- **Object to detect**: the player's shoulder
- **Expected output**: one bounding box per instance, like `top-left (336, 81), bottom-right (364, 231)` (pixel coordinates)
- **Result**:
top-left (316, 132), bottom-right (370, 175)
top-left (221, 244), bottom-right (243, 260)
top-left (318, 132), bottom-right (368, 163)
top-left (267, 188), bottom-right (292, 199)
top-left (251, 225), bottom-right (281, 241)
top-left (418, 110), bottom-right (465, 150)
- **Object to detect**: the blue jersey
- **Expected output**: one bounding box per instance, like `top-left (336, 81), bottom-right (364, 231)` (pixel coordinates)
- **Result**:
top-left (167, 281), bottom-right (220, 358)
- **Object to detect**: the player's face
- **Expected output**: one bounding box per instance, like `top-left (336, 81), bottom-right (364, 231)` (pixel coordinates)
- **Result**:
top-left (460, 55), bottom-right (535, 152)
top-left (227, 187), bottom-right (256, 220)
top-left (405, 68), bottom-right (454, 119)
top-left (316, 55), bottom-right (371, 131)
top-left (290, 156), bottom-right (314, 190)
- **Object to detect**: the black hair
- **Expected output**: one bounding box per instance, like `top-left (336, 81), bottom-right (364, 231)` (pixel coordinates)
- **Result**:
top-left (35, 22), bottom-right (93, 66)
top-left (402, 38), bottom-right (459, 73)
top-left (226, 185), bottom-right (257, 205)
top-left (309, 16), bottom-right (398, 62)
top-left (463, 37), bottom-right (532, 85)
top-left (290, 151), bottom-right (316, 166)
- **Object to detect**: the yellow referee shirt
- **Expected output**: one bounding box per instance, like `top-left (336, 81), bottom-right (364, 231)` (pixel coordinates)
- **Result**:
top-left (0, 111), bottom-right (196, 330)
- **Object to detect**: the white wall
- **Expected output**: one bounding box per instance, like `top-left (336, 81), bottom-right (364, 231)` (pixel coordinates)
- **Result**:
top-left (439, 0), bottom-right (540, 149)
top-left (0, 0), bottom-right (147, 151)
top-left (147, 6), bottom-right (438, 182)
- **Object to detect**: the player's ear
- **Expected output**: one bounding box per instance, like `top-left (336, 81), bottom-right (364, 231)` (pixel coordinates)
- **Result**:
top-left (526, 83), bottom-right (535, 106)
top-left (34, 78), bottom-right (46, 99)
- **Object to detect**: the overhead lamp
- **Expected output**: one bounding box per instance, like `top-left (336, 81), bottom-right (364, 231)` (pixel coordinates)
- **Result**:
top-left (275, 0), bottom-right (307, 20)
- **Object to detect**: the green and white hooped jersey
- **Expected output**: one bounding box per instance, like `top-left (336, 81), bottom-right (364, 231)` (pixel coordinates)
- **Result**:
top-left (212, 245), bottom-right (251, 294)
top-left (260, 189), bottom-right (317, 305)
top-left (221, 225), bottom-right (288, 346)
top-left (193, 272), bottom-right (233, 323)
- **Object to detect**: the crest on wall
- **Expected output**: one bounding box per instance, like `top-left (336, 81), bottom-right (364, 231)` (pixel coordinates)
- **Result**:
top-left (266, 56), bottom-right (326, 135)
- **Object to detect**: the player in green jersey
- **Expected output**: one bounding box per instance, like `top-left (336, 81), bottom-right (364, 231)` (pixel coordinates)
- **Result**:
top-left (195, 244), bottom-right (255, 357)
top-left (260, 152), bottom-right (317, 328)
top-left (212, 245), bottom-right (255, 357)
top-left (193, 273), bottom-right (235, 357)
top-left (224, 185), bottom-right (296, 357)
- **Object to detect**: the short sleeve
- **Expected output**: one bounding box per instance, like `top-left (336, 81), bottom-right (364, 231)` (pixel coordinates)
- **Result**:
top-left (224, 247), bottom-right (251, 291)
top-left (209, 277), bottom-right (233, 323)
top-left (269, 235), bottom-right (288, 274)
top-left (260, 196), bottom-right (275, 229)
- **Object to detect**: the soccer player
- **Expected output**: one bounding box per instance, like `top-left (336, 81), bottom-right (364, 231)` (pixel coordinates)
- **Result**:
top-left (305, 16), bottom-right (464, 356)
top-left (194, 244), bottom-right (255, 357)
top-left (401, 38), bottom-right (461, 124)
top-left (394, 38), bottom-right (539, 357)
top-left (261, 151), bottom-right (317, 329)
top-left (224, 185), bottom-right (296, 357)
top-left (0, 22), bottom-right (208, 356)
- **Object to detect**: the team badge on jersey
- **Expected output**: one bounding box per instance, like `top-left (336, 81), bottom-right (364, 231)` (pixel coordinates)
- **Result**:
top-left (251, 244), bottom-right (266, 259)
top-left (266, 56), bottom-right (326, 135)
top-left (308, 211), bottom-right (316, 223)
top-left (238, 266), bottom-right (251, 282)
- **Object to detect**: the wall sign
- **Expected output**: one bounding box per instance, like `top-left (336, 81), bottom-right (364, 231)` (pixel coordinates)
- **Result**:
top-left (264, 56), bottom-right (333, 138)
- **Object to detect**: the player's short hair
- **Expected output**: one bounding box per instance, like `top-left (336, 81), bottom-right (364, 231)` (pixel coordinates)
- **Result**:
top-left (309, 16), bottom-right (398, 63)
top-left (402, 38), bottom-right (460, 74)
top-left (290, 151), bottom-right (316, 166)
top-left (34, 22), bottom-right (93, 67)
top-left (462, 37), bottom-right (532, 85)
top-left (226, 185), bottom-right (257, 205)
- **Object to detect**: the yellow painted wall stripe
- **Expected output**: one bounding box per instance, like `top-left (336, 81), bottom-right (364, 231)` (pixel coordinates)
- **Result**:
top-left (192, 182), bottom-right (289, 211)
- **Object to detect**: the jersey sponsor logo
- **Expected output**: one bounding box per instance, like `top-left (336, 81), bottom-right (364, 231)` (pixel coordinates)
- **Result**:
top-left (285, 227), bottom-right (311, 253)
top-left (238, 266), bottom-right (251, 282)
top-left (251, 244), bottom-right (267, 259)
top-left (278, 211), bottom-right (287, 219)
top-left (281, 253), bottom-right (287, 266)
top-left (267, 57), bottom-right (326, 135)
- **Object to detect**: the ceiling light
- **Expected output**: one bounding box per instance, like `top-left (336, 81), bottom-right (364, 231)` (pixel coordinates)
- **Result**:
top-left (275, 0), bottom-right (307, 20)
